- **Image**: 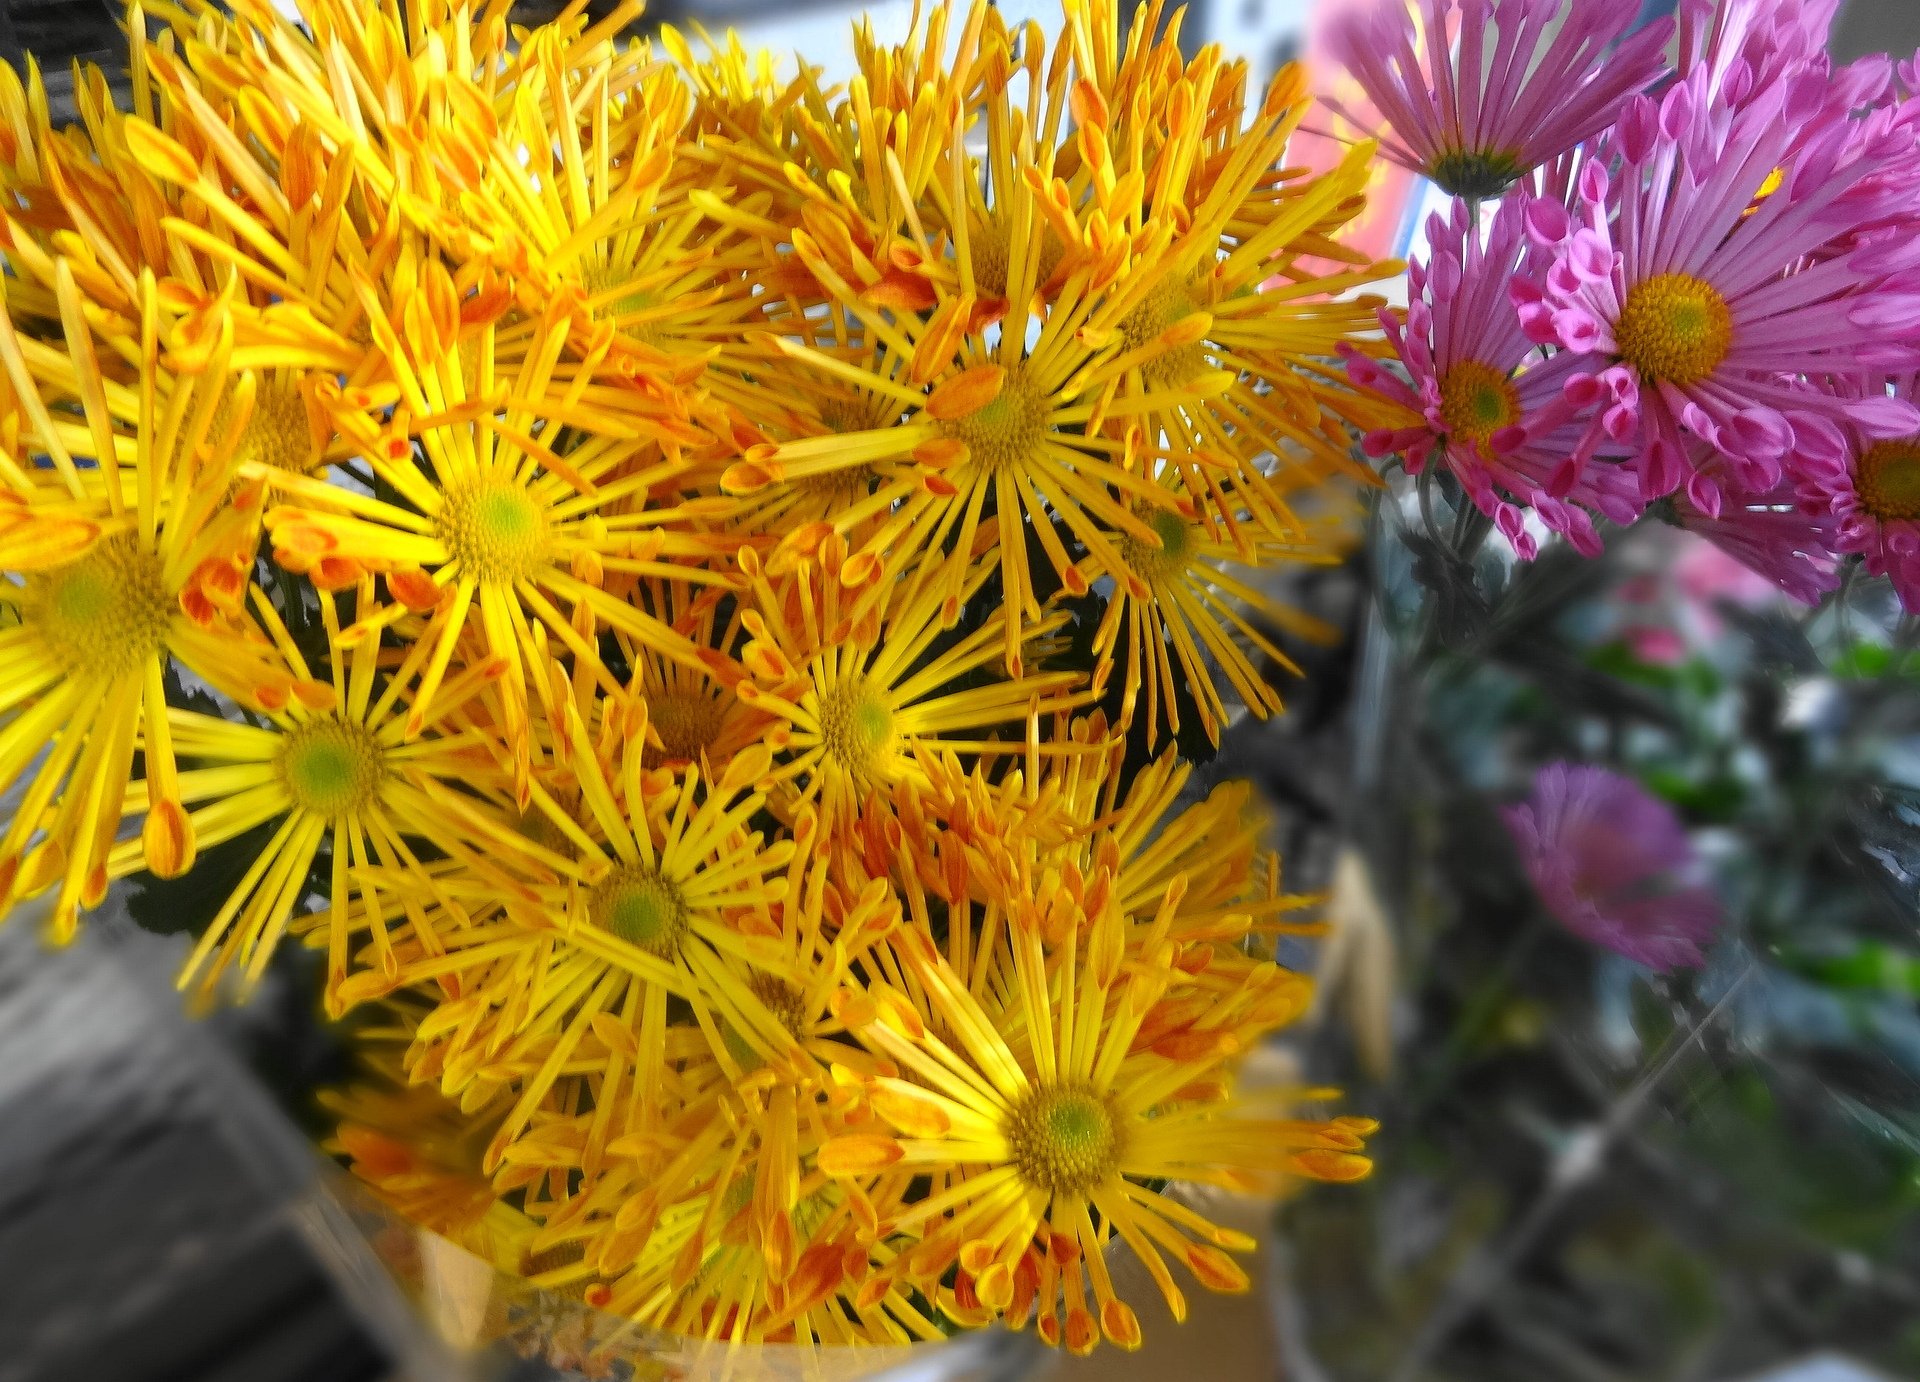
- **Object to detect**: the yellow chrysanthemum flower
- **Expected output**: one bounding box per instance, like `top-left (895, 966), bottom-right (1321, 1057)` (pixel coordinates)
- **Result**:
top-left (615, 576), bottom-right (771, 771)
top-left (323, 1044), bottom-right (538, 1274)
top-left (111, 576), bottom-right (540, 1007)
top-left (2, 25), bottom-right (382, 431)
top-left (0, 0), bottom-right (1398, 1354)
top-left (256, 279), bottom-right (731, 796)
top-left (725, 257), bottom-right (1221, 679)
top-left (727, 716), bottom-right (1348, 1348)
top-left (1062, 7), bottom-right (1400, 492)
top-left (436, 28), bottom-right (771, 392)
top-left (0, 274), bottom-right (317, 939)
top-left (732, 546), bottom-right (1090, 833)
top-left (1079, 485), bottom-right (1351, 744)
top-left (330, 727), bottom-right (807, 1159)
top-left (817, 795), bottom-right (1371, 1353)
top-left (707, 328), bottom-right (923, 549)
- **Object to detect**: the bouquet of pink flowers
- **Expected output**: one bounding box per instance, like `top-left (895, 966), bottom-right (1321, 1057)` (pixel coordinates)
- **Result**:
top-left (1334, 0), bottom-right (1920, 607)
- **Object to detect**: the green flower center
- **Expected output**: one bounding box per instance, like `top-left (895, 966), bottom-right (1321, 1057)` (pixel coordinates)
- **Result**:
top-left (24, 534), bottom-right (172, 680)
top-left (580, 263), bottom-right (659, 341)
top-left (1006, 1083), bottom-right (1120, 1196)
top-left (1438, 359), bottom-right (1520, 445)
top-left (1857, 438), bottom-right (1920, 522)
top-left (435, 480), bottom-right (551, 585)
top-left (591, 866), bottom-right (689, 959)
top-left (1117, 507), bottom-right (1193, 584)
top-left (816, 676), bottom-right (895, 777)
top-left (277, 720), bottom-right (385, 820)
top-left (1428, 148), bottom-right (1525, 201)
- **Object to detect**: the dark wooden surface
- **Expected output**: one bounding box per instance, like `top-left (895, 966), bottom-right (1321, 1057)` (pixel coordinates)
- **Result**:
top-left (0, 912), bottom-right (391, 1382)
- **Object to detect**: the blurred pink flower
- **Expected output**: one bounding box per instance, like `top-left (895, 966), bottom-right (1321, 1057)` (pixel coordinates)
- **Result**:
top-left (1673, 482), bottom-right (1843, 608)
top-left (1502, 763), bottom-right (1724, 971)
top-left (1622, 623), bottom-right (1688, 665)
top-left (1674, 537), bottom-right (1780, 610)
top-left (1324, 0), bottom-right (1671, 200)
top-left (1612, 513), bottom-right (1817, 661)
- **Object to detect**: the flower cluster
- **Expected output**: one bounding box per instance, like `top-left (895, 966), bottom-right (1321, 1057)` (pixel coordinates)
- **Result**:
top-left (0, 0), bottom-right (1394, 1352)
top-left (1335, 0), bottom-right (1920, 609)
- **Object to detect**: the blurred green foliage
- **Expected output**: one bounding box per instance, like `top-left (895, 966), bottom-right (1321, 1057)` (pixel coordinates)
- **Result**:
top-left (1284, 477), bottom-right (1920, 1382)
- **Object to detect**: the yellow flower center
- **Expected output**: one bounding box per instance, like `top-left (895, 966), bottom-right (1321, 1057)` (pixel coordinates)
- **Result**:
top-left (1857, 438), bottom-right (1920, 522)
top-left (796, 464), bottom-right (877, 505)
top-left (1614, 273), bottom-right (1733, 385)
top-left (747, 972), bottom-right (807, 1035)
top-left (1121, 276), bottom-right (1208, 387)
top-left (1438, 360), bottom-right (1521, 445)
top-left (1006, 1083), bottom-right (1120, 1196)
top-left (435, 480), bottom-right (551, 585)
top-left (580, 262), bottom-right (659, 342)
top-left (524, 1242), bottom-right (586, 1276)
top-left (23, 534), bottom-right (172, 680)
top-left (512, 807), bottom-right (571, 856)
top-left (277, 720), bottom-right (386, 820)
top-left (939, 366), bottom-right (1049, 474)
top-left (230, 378), bottom-right (312, 472)
top-left (1428, 148), bottom-right (1525, 200)
top-left (968, 218), bottom-right (1063, 299)
top-left (816, 676), bottom-right (895, 777)
top-left (818, 397), bottom-right (900, 434)
top-left (970, 220), bottom-right (1012, 298)
top-left (212, 378), bottom-right (312, 476)
top-left (457, 335), bottom-right (484, 386)
top-left (643, 690), bottom-right (726, 767)
top-left (1117, 508), bottom-right (1192, 584)
top-left (590, 866), bottom-right (689, 959)
top-left (722, 972), bottom-right (807, 1068)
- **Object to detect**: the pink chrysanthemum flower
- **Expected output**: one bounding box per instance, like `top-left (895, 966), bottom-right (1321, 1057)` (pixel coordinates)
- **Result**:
top-left (1801, 374), bottom-right (1920, 610)
top-left (1324, 0), bottom-right (1672, 200)
top-left (1518, 78), bottom-right (1920, 513)
top-left (1502, 763), bottom-right (1724, 972)
top-left (1676, 0), bottom-right (1850, 116)
top-left (1672, 481), bottom-right (1843, 606)
top-left (1677, 0), bottom-right (1897, 126)
top-left (1341, 197), bottom-right (1640, 558)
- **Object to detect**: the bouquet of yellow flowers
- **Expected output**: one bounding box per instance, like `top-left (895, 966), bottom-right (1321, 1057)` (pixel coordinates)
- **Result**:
top-left (0, 0), bottom-right (1393, 1354)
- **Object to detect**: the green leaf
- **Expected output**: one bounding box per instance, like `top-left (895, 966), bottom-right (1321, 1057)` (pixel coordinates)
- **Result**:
top-left (1586, 639), bottom-right (1679, 691)
top-left (1642, 768), bottom-right (1745, 822)
top-left (1830, 641), bottom-right (1920, 680)
top-left (1783, 941), bottom-right (1920, 995)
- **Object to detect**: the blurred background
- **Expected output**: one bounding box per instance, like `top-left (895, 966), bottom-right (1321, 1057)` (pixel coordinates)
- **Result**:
top-left (6, 1), bottom-right (1920, 1380)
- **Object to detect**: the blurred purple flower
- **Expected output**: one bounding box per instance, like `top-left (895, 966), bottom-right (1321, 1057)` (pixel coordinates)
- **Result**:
top-left (1502, 763), bottom-right (1723, 971)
